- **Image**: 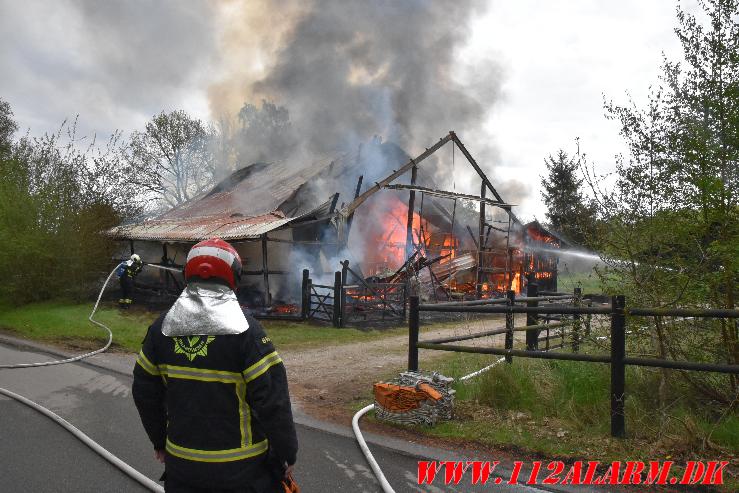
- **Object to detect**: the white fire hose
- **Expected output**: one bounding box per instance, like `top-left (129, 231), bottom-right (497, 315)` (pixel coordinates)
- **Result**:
top-left (352, 404), bottom-right (396, 493)
top-left (1, 262), bottom-right (396, 493)
top-left (0, 263), bottom-right (166, 492)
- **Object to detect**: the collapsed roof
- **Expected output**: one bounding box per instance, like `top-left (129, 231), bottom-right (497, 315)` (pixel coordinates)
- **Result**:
top-left (108, 139), bottom-right (414, 243)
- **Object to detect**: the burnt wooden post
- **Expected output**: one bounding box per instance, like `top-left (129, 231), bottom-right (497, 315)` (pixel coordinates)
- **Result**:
top-left (333, 271), bottom-right (343, 327)
top-left (610, 295), bottom-right (626, 438)
top-left (505, 290), bottom-right (515, 363)
top-left (405, 165), bottom-right (418, 258)
top-left (526, 277), bottom-right (539, 350)
top-left (161, 243), bottom-right (169, 291)
top-left (572, 287), bottom-right (582, 353)
top-left (476, 183), bottom-right (487, 298)
top-left (306, 277), bottom-right (313, 319)
top-left (261, 234), bottom-right (271, 306)
top-left (408, 295), bottom-right (420, 371)
top-left (301, 269), bottom-right (310, 320)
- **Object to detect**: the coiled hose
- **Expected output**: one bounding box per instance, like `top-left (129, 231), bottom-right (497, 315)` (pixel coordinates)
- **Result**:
top-left (0, 264), bottom-right (165, 492)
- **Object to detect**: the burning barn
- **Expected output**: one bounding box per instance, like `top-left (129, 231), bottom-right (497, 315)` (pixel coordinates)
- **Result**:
top-left (109, 131), bottom-right (565, 321)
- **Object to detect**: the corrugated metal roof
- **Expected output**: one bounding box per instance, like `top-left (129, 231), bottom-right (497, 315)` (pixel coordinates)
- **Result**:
top-left (109, 213), bottom-right (295, 242)
top-left (162, 158), bottom-right (336, 221)
top-left (110, 157), bottom-right (339, 242)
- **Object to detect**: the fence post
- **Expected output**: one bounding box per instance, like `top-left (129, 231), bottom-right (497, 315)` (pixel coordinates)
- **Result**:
top-left (341, 260), bottom-right (349, 285)
top-left (585, 300), bottom-right (592, 338)
top-left (301, 269), bottom-right (310, 320)
top-left (572, 287), bottom-right (582, 353)
top-left (408, 296), bottom-right (420, 371)
top-left (505, 290), bottom-right (515, 363)
top-left (333, 271), bottom-right (342, 328)
top-left (402, 285), bottom-right (407, 320)
top-left (610, 294), bottom-right (626, 438)
top-left (526, 281), bottom-right (539, 350)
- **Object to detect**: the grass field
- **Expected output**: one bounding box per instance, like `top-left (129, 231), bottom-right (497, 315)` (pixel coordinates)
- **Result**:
top-left (556, 269), bottom-right (604, 294)
top-left (0, 300), bottom-right (405, 352)
top-left (365, 350), bottom-right (738, 488)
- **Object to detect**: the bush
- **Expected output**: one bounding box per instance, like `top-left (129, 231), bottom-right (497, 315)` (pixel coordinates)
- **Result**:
top-left (0, 103), bottom-right (140, 304)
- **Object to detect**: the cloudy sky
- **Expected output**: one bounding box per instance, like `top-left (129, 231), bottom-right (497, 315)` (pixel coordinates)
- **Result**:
top-left (0, 0), bottom-right (694, 220)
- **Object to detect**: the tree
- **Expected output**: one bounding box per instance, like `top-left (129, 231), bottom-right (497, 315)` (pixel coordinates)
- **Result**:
top-left (540, 148), bottom-right (593, 245)
top-left (234, 100), bottom-right (296, 166)
top-left (585, 0), bottom-right (739, 408)
top-left (127, 110), bottom-right (216, 208)
top-left (0, 110), bottom-right (141, 303)
top-left (0, 98), bottom-right (17, 154)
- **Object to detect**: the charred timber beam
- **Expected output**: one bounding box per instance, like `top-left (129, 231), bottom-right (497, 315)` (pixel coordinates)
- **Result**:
top-left (466, 225), bottom-right (479, 249)
top-left (476, 182), bottom-right (486, 298)
top-left (345, 175), bottom-right (363, 243)
top-left (328, 192), bottom-right (340, 213)
top-left (385, 184), bottom-right (513, 208)
top-left (449, 131), bottom-right (521, 225)
top-left (405, 166), bottom-right (418, 258)
top-left (341, 133), bottom-right (453, 216)
top-left (261, 234), bottom-right (271, 306)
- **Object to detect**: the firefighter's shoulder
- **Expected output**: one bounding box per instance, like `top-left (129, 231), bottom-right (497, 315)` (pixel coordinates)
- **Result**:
top-left (241, 312), bottom-right (276, 356)
top-left (145, 311), bottom-right (168, 342)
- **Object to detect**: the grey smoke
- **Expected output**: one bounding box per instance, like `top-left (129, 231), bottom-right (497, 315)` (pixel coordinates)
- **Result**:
top-left (0, 0), bottom-right (216, 138)
top-left (238, 0), bottom-right (504, 195)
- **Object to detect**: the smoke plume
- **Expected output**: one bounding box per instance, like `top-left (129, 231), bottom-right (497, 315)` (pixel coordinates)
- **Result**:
top-left (209, 0), bottom-right (502, 190)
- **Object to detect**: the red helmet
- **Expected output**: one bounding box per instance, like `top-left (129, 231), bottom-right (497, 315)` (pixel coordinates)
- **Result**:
top-left (184, 238), bottom-right (242, 289)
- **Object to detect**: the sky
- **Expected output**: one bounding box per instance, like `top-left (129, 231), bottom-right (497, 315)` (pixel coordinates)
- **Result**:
top-left (0, 0), bottom-right (693, 221)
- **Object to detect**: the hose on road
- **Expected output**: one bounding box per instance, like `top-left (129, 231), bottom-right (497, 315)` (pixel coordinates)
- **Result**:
top-left (0, 262), bottom-right (169, 492)
top-left (352, 404), bottom-right (396, 493)
top-left (0, 387), bottom-right (164, 492)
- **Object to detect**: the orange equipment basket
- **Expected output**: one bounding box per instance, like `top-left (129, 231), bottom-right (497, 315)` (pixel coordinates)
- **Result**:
top-left (373, 382), bottom-right (442, 413)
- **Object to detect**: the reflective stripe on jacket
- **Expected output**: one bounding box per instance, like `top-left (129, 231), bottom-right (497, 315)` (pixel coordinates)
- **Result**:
top-left (132, 311), bottom-right (298, 489)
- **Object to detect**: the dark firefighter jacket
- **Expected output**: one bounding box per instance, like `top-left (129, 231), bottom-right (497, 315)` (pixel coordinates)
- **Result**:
top-left (132, 310), bottom-right (298, 490)
top-left (117, 259), bottom-right (143, 279)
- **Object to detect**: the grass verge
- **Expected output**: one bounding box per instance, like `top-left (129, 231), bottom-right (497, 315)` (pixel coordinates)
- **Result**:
top-left (0, 300), bottom-right (406, 353)
top-left (361, 351), bottom-right (738, 490)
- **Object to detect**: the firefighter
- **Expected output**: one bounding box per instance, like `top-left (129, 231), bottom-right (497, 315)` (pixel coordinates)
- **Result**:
top-left (132, 238), bottom-right (298, 493)
top-left (117, 253), bottom-right (144, 308)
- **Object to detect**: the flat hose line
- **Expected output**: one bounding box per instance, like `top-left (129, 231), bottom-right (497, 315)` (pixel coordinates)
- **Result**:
top-left (0, 263), bottom-right (168, 492)
top-left (1, 263), bottom-right (397, 493)
top-left (352, 404), bottom-right (396, 493)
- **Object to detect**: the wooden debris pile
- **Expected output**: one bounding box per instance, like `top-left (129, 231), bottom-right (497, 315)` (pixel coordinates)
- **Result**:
top-left (373, 371), bottom-right (455, 426)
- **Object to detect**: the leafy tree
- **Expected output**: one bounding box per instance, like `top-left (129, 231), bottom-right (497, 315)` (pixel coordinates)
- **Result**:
top-left (235, 100), bottom-right (296, 166)
top-left (585, 0), bottom-right (739, 409)
top-left (0, 98), bottom-right (17, 154)
top-left (126, 110), bottom-right (216, 208)
top-left (0, 108), bottom-right (140, 303)
top-left (540, 148), bottom-right (594, 245)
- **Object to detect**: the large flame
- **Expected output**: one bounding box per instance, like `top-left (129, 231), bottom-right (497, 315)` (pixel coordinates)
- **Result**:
top-left (361, 195), bottom-right (429, 276)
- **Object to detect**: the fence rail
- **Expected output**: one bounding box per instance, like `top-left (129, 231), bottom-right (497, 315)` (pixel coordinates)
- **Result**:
top-left (408, 286), bottom-right (739, 438)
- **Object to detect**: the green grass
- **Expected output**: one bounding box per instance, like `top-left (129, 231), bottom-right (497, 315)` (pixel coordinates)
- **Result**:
top-left (366, 350), bottom-right (738, 475)
top-left (0, 300), bottom-right (406, 353)
top-left (557, 270), bottom-right (604, 294)
top-left (0, 300), bottom-right (153, 351)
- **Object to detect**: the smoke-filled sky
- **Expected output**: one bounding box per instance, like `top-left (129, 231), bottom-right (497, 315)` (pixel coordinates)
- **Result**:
top-left (0, 0), bottom-right (694, 220)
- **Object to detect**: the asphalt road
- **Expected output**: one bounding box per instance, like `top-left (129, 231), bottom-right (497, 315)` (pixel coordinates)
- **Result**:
top-left (0, 342), bottom-right (562, 493)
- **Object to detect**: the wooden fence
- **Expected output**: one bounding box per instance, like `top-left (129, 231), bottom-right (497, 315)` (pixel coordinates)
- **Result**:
top-left (408, 287), bottom-right (739, 438)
